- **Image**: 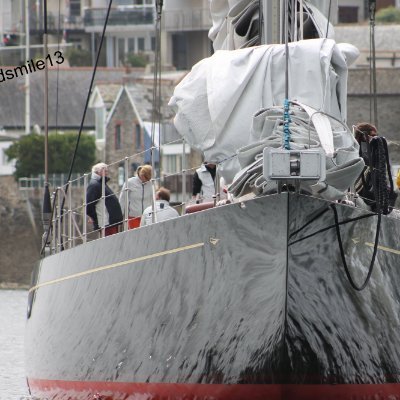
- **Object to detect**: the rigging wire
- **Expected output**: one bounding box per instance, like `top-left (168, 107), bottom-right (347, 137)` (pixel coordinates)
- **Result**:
top-left (258, 0), bottom-right (262, 44)
top-left (42, 0), bottom-right (52, 247)
top-left (331, 203), bottom-right (381, 291)
top-left (369, 0), bottom-right (378, 128)
top-left (289, 211), bottom-right (376, 246)
top-left (64, 0), bottom-right (113, 190)
top-left (325, 0), bottom-right (332, 38)
top-left (151, 0), bottom-right (163, 179)
top-left (288, 203), bottom-right (381, 292)
top-left (55, 0), bottom-right (62, 135)
top-left (290, 135), bottom-right (393, 291)
top-left (41, 0), bottom-right (113, 255)
top-left (283, 0), bottom-right (291, 150)
top-left (150, 0), bottom-right (163, 223)
top-left (284, 0), bottom-right (289, 99)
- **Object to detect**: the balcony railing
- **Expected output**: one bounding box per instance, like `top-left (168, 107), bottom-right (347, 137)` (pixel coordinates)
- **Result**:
top-left (84, 7), bottom-right (155, 27)
top-left (163, 8), bottom-right (212, 31)
top-left (28, 13), bottom-right (84, 31)
top-left (19, 173), bottom-right (83, 191)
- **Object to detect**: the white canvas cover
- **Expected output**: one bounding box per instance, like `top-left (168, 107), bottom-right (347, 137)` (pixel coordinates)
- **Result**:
top-left (169, 38), bottom-right (359, 181)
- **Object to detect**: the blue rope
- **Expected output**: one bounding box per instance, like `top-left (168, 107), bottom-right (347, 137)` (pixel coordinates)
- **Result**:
top-left (283, 99), bottom-right (291, 150)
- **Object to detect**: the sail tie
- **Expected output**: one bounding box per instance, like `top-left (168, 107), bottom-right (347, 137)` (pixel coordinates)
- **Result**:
top-left (283, 99), bottom-right (291, 150)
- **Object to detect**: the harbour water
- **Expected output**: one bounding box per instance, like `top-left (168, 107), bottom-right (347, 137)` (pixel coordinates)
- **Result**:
top-left (0, 290), bottom-right (31, 400)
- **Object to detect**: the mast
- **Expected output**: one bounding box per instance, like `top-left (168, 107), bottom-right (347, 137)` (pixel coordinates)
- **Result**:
top-left (369, 0), bottom-right (378, 129)
top-left (42, 0), bottom-right (52, 246)
top-left (25, 0), bottom-right (30, 135)
top-left (261, 0), bottom-right (281, 45)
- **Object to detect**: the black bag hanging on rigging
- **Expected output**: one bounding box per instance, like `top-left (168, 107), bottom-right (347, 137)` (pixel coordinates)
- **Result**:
top-left (355, 135), bottom-right (397, 214)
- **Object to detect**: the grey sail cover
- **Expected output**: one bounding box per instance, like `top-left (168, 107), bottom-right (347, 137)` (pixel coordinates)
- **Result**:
top-left (169, 38), bottom-right (359, 181)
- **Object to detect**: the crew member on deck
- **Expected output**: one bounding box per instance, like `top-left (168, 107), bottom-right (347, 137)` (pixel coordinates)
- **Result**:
top-left (119, 165), bottom-right (153, 229)
top-left (354, 122), bottom-right (398, 212)
top-left (354, 122), bottom-right (377, 156)
top-left (86, 162), bottom-right (123, 237)
top-left (192, 162), bottom-right (217, 202)
top-left (141, 187), bottom-right (179, 226)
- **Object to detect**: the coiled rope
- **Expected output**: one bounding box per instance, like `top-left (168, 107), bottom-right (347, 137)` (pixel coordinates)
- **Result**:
top-left (332, 136), bottom-right (393, 291)
top-left (331, 203), bottom-right (381, 291)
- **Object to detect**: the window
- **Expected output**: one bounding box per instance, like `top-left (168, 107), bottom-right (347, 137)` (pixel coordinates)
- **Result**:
top-left (151, 36), bottom-right (156, 51)
top-left (128, 38), bottom-right (135, 53)
top-left (115, 125), bottom-right (122, 150)
top-left (138, 38), bottom-right (145, 52)
top-left (117, 0), bottom-right (132, 5)
top-left (135, 124), bottom-right (142, 149)
top-left (338, 6), bottom-right (358, 23)
top-left (1, 149), bottom-right (6, 166)
top-left (164, 155), bottom-right (182, 174)
top-left (118, 166), bottom-right (125, 187)
top-left (118, 38), bottom-right (125, 66)
top-left (95, 108), bottom-right (105, 140)
top-left (70, 0), bottom-right (81, 17)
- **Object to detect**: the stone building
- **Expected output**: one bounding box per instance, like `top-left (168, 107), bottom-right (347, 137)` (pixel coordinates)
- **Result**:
top-left (96, 72), bottom-right (202, 201)
top-left (347, 67), bottom-right (400, 163)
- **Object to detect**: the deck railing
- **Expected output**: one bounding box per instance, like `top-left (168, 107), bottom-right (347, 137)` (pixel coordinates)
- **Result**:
top-left (36, 133), bottom-right (400, 255)
top-left (41, 137), bottom-right (227, 255)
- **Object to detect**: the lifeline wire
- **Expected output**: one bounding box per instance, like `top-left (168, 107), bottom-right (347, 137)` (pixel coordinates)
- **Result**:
top-left (288, 211), bottom-right (376, 246)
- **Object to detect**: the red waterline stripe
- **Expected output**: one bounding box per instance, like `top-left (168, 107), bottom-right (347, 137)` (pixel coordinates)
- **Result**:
top-left (28, 378), bottom-right (400, 400)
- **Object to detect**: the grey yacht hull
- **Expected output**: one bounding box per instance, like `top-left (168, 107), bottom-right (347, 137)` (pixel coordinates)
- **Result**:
top-left (25, 193), bottom-right (400, 399)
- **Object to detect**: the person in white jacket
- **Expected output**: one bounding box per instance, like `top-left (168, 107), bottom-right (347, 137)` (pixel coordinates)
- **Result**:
top-left (141, 187), bottom-right (179, 226)
top-left (119, 164), bottom-right (153, 229)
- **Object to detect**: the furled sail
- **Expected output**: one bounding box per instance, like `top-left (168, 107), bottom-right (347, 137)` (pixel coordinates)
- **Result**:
top-left (208, 0), bottom-right (336, 52)
top-left (170, 0), bottom-right (363, 201)
top-left (169, 38), bottom-right (359, 183)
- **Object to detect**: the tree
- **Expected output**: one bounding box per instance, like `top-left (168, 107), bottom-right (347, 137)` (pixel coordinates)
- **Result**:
top-left (5, 132), bottom-right (96, 180)
top-left (376, 6), bottom-right (400, 23)
top-left (125, 52), bottom-right (148, 67)
top-left (65, 47), bottom-right (92, 67)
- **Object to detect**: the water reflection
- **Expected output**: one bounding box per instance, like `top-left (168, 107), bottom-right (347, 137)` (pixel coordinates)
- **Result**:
top-left (0, 289), bottom-right (31, 399)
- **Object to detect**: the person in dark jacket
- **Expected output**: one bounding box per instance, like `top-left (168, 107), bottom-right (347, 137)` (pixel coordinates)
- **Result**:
top-left (86, 162), bottom-right (123, 237)
top-left (192, 162), bottom-right (216, 202)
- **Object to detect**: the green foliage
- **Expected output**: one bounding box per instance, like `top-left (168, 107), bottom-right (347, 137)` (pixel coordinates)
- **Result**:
top-left (5, 132), bottom-right (96, 179)
top-left (376, 6), bottom-right (400, 23)
top-left (125, 52), bottom-right (148, 67)
top-left (65, 47), bottom-right (92, 67)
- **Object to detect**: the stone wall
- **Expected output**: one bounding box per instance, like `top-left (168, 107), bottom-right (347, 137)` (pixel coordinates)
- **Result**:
top-left (347, 67), bottom-right (400, 164)
top-left (0, 176), bottom-right (42, 288)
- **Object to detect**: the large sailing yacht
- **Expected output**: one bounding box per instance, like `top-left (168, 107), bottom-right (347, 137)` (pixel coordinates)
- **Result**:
top-left (25, 1), bottom-right (400, 399)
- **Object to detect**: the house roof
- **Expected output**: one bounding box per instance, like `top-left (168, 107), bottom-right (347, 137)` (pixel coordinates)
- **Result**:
top-left (105, 72), bottom-right (188, 145)
top-left (106, 71), bottom-right (187, 128)
top-left (89, 84), bottom-right (121, 111)
top-left (0, 67), bottom-right (126, 131)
